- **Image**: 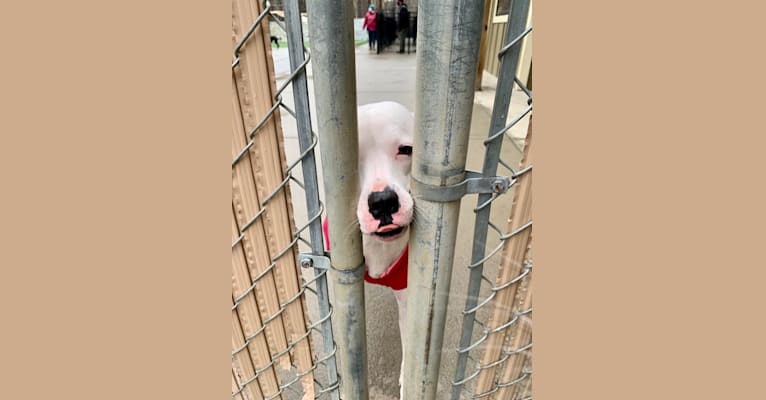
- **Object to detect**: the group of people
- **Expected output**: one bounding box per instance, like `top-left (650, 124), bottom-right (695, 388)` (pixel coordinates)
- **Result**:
top-left (362, 1), bottom-right (411, 53)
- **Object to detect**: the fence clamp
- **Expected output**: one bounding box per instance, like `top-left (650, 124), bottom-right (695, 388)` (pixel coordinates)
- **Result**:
top-left (411, 171), bottom-right (512, 202)
top-left (299, 253), bottom-right (331, 270)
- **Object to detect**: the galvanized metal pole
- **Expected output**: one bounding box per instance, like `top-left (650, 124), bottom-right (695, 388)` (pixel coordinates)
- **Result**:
top-left (404, 1), bottom-right (485, 399)
top-left (451, 0), bottom-right (532, 397)
top-left (305, 1), bottom-right (368, 399)
top-left (282, 1), bottom-right (341, 399)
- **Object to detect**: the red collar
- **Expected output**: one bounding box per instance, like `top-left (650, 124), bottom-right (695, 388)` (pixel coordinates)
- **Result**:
top-left (322, 219), bottom-right (408, 290)
top-left (364, 245), bottom-right (408, 290)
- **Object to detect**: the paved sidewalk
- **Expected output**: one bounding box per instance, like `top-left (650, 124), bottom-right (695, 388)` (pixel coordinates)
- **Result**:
top-left (275, 41), bottom-right (530, 399)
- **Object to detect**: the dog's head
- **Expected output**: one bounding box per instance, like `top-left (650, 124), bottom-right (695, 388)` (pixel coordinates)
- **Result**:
top-left (356, 101), bottom-right (414, 242)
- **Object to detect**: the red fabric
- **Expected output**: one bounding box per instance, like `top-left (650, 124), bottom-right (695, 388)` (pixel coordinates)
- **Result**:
top-left (323, 218), bottom-right (408, 290)
top-left (362, 11), bottom-right (377, 31)
top-left (366, 245), bottom-right (408, 290)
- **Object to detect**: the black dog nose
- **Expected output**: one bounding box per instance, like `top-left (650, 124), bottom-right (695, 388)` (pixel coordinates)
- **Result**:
top-left (368, 187), bottom-right (400, 226)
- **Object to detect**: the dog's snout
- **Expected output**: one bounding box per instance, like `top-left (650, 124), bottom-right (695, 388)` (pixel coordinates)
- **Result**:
top-left (368, 187), bottom-right (400, 225)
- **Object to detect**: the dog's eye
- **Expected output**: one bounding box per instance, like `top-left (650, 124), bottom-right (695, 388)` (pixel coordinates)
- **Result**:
top-left (397, 145), bottom-right (412, 156)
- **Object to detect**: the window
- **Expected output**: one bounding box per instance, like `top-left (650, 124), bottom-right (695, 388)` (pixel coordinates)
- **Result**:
top-left (493, 0), bottom-right (510, 23)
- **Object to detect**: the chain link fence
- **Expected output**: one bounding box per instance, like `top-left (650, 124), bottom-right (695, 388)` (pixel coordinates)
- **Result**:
top-left (231, 0), bottom-right (339, 399)
top-left (231, 0), bottom-right (532, 399)
top-left (450, 0), bottom-right (533, 398)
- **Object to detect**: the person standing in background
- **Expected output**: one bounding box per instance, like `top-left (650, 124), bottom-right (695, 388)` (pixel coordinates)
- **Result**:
top-left (362, 5), bottom-right (378, 51)
top-left (396, 1), bottom-right (410, 53)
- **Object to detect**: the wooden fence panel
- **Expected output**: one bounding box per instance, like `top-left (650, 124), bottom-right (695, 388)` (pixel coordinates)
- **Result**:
top-left (232, 205), bottom-right (282, 398)
top-left (475, 122), bottom-right (533, 397)
top-left (231, 0), bottom-right (315, 398)
top-left (494, 280), bottom-right (533, 399)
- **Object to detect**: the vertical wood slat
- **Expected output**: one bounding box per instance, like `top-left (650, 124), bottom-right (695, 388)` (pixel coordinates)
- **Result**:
top-left (232, 208), bottom-right (282, 398)
top-left (474, 122), bottom-right (533, 395)
top-left (232, 0), bottom-right (314, 397)
top-left (233, 295), bottom-right (265, 400)
top-left (233, 369), bottom-right (246, 400)
top-left (493, 277), bottom-right (533, 399)
top-left (232, 76), bottom-right (290, 373)
top-left (518, 368), bottom-right (533, 400)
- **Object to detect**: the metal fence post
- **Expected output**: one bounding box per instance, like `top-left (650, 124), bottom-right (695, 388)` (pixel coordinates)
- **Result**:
top-left (404, 0), bottom-right (486, 399)
top-left (282, 0), bottom-right (341, 399)
top-left (305, 1), bottom-right (368, 399)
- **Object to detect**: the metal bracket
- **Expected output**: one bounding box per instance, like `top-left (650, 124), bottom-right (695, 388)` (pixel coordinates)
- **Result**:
top-left (411, 171), bottom-right (512, 202)
top-left (299, 253), bottom-right (331, 270)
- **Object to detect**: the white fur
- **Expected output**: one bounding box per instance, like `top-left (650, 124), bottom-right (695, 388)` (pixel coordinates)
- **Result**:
top-left (362, 233), bottom-right (409, 277)
top-left (356, 101), bottom-right (413, 399)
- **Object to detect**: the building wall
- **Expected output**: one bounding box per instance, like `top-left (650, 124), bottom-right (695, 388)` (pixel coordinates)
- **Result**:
top-left (485, 18), bottom-right (508, 77)
top-left (483, 0), bottom-right (532, 89)
top-left (267, 0), bottom-right (306, 12)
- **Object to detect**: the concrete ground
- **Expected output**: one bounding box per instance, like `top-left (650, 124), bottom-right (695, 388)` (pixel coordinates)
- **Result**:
top-left (275, 39), bottom-right (530, 399)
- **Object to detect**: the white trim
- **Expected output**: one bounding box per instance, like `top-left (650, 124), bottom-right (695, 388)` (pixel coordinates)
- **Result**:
top-left (515, 0), bottom-right (533, 89)
top-left (491, 0), bottom-right (509, 24)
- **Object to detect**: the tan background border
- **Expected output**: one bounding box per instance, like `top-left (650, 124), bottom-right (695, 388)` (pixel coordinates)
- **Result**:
top-left (535, 1), bottom-right (766, 398)
top-left (1, 0), bottom-right (764, 399)
top-left (1, 1), bottom-right (231, 398)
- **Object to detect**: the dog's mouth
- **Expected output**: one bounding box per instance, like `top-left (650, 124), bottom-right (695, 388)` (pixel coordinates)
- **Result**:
top-left (372, 224), bottom-right (408, 241)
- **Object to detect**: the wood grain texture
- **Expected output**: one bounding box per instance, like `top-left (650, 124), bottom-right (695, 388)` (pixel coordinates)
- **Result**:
top-left (475, 121), bottom-right (533, 396)
top-left (232, 0), bottom-right (314, 397)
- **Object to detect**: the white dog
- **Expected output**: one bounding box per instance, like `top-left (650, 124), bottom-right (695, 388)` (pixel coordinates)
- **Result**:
top-left (357, 101), bottom-right (413, 398)
top-left (322, 101), bottom-right (414, 397)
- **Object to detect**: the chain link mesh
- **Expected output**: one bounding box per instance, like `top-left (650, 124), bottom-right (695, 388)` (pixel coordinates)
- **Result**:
top-left (231, 1), bottom-right (339, 399)
top-left (451, 0), bottom-right (534, 398)
top-left (230, 1), bottom-right (532, 399)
